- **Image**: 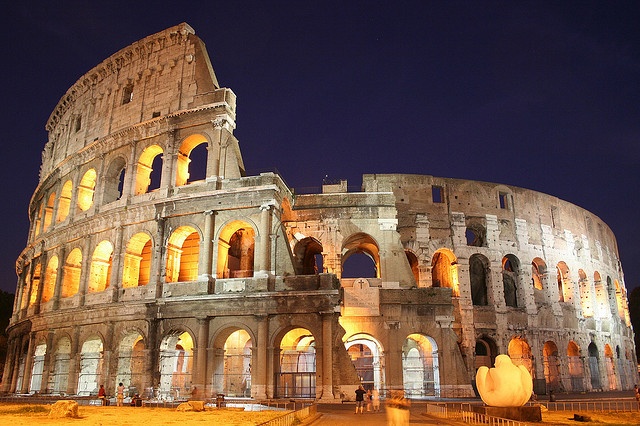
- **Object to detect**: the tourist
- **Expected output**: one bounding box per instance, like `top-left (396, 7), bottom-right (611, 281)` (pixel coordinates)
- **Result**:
top-left (634, 385), bottom-right (640, 408)
top-left (354, 385), bottom-right (366, 414)
top-left (366, 389), bottom-right (372, 411)
top-left (98, 384), bottom-right (106, 406)
top-left (371, 388), bottom-right (380, 412)
top-left (117, 382), bottom-right (125, 406)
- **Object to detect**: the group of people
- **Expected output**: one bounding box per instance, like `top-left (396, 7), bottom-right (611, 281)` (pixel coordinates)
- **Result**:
top-left (353, 385), bottom-right (385, 413)
top-left (97, 382), bottom-right (128, 406)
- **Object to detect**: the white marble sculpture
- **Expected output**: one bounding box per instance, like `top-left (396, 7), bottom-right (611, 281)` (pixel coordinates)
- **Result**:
top-left (475, 354), bottom-right (533, 407)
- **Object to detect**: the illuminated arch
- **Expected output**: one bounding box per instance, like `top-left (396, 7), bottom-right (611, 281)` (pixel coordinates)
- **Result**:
top-left (469, 253), bottom-right (489, 306)
top-left (116, 332), bottom-right (145, 394)
top-left (567, 341), bottom-right (584, 391)
top-left (508, 336), bottom-right (533, 376)
top-left (502, 254), bottom-right (520, 307)
top-left (556, 261), bottom-right (571, 302)
top-left (166, 226), bottom-right (200, 283)
top-left (87, 240), bottom-right (114, 293)
top-left (135, 144), bottom-right (163, 195)
top-left (77, 168), bottom-right (97, 211)
top-left (77, 336), bottom-right (104, 396)
top-left (61, 248), bottom-right (82, 298)
top-left (293, 236), bottom-right (323, 275)
top-left (402, 333), bottom-right (440, 397)
top-left (175, 134), bottom-right (209, 186)
top-left (29, 343), bottom-right (47, 392)
top-left (531, 258), bottom-right (546, 290)
top-left (431, 249), bottom-right (458, 296)
top-left (29, 263), bottom-right (42, 306)
top-left (122, 233), bottom-right (153, 288)
top-left (341, 233), bottom-right (380, 279)
top-left (277, 327), bottom-right (316, 398)
top-left (103, 157), bottom-right (127, 203)
top-left (405, 250), bottom-right (420, 285)
top-left (475, 336), bottom-right (498, 370)
top-left (217, 220), bottom-right (255, 279)
top-left (588, 342), bottom-right (601, 389)
top-left (43, 192), bottom-right (55, 232)
top-left (50, 336), bottom-right (71, 393)
top-left (42, 256), bottom-right (59, 303)
top-left (345, 333), bottom-right (385, 391)
top-left (159, 330), bottom-right (194, 400)
top-left (543, 341), bottom-right (560, 391)
top-left (56, 180), bottom-right (73, 223)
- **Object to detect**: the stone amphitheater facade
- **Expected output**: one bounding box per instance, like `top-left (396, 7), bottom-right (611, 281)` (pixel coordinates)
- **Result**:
top-left (3, 23), bottom-right (636, 401)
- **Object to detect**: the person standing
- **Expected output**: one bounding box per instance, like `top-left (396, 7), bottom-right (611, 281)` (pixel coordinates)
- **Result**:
top-left (117, 382), bottom-right (125, 406)
top-left (371, 388), bottom-right (380, 412)
top-left (354, 385), bottom-right (366, 414)
top-left (98, 384), bottom-right (106, 406)
top-left (634, 385), bottom-right (640, 409)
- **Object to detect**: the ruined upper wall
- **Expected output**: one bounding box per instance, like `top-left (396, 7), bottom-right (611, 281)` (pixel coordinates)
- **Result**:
top-left (40, 23), bottom-right (230, 181)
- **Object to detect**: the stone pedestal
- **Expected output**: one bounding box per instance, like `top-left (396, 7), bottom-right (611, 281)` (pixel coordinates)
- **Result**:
top-left (472, 405), bottom-right (542, 422)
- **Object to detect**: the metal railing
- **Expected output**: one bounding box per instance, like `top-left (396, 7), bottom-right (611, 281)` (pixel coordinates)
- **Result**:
top-left (256, 403), bottom-right (317, 426)
top-left (460, 410), bottom-right (528, 426)
top-left (545, 399), bottom-right (639, 412)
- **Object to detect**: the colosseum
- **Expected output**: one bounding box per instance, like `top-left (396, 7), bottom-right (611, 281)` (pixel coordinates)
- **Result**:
top-left (2, 23), bottom-right (636, 402)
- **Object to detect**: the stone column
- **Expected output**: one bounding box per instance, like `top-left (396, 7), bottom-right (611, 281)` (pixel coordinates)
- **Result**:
top-left (40, 331), bottom-right (55, 393)
top-left (12, 269), bottom-right (24, 322)
top-left (152, 217), bottom-right (166, 298)
top-left (145, 319), bottom-right (160, 394)
top-left (9, 337), bottom-right (23, 393)
top-left (34, 250), bottom-right (47, 315)
top-left (257, 203), bottom-right (273, 276)
top-left (78, 234), bottom-right (93, 306)
top-left (20, 332), bottom-right (37, 393)
top-left (66, 326), bottom-right (80, 395)
top-left (253, 315), bottom-right (268, 399)
top-left (195, 317), bottom-right (209, 395)
top-left (384, 320), bottom-right (403, 394)
top-left (200, 211), bottom-right (215, 284)
top-left (110, 226), bottom-right (124, 302)
top-left (52, 246), bottom-right (67, 311)
top-left (102, 321), bottom-right (114, 391)
top-left (161, 130), bottom-right (177, 194)
top-left (319, 312), bottom-right (336, 401)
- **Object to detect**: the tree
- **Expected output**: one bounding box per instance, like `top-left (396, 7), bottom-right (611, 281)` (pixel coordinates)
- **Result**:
top-left (628, 287), bottom-right (640, 363)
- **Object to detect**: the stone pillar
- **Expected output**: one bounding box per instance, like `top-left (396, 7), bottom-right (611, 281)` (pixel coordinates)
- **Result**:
top-left (152, 217), bottom-right (166, 297)
top-left (9, 337), bottom-right (23, 393)
top-left (319, 312), bottom-right (336, 401)
top-left (78, 235), bottom-right (93, 306)
top-left (40, 330), bottom-right (55, 393)
top-left (200, 211), bottom-right (215, 281)
top-left (257, 203), bottom-right (273, 276)
top-left (145, 319), bottom-right (160, 393)
top-left (20, 332), bottom-right (37, 393)
top-left (66, 326), bottom-right (80, 395)
top-left (102, 322), bottom-right (114, 391)
top-left (384, 321), bottom-right (403, 394)
top-left (12, 270), bottom-right (24, 322)
top-left (34, 249), bottom-right (47, 315)
top-left (194, 317), bottom-right (209, 394)
top-left (253, 315), bottom-right (268, 399)
top-left (161, 130), bottom-right (177, 193)
top-left (52, 246), bottom-right (66, 311)
top-left (109, 226), bottom-right (125, 302)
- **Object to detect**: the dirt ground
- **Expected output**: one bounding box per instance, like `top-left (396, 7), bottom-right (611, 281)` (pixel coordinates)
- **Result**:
top-left (0, 403), bottom-right (289, 426)
top-left (541, 410), bottom-right (640, 425)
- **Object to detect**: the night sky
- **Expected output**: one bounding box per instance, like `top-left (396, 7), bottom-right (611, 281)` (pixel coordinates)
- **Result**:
top-left (1, 1), bottom-right (638, 295)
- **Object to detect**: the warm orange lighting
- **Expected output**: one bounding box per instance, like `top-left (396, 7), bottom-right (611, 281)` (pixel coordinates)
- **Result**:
top-left (77, 169), bottom-right (97, 211)
top-left (166, 226), bottom-right (200, 282)
top-left (135, 145), bottom-right (163, 195)
top-left (176, 134), bottom-right (208, 186)
top-left (56, 180), bottom-right (72, 222)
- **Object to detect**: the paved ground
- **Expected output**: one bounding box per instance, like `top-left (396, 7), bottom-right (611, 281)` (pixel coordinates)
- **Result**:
top-left (304, 390), bottom-right (639, 425)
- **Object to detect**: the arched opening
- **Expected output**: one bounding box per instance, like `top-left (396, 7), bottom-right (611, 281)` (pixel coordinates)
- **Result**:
top-left (431, 249), bottom-right (459, 296)
top-left (588, 342), bottom-right (601, 390)
top-left (166, 226), bottom-right (200, 283)
top-left (508, 336), bottom-right (533, 377)
top-left (594, 271), bottom-right (608, 317)
top-left (567, 341), bottom-right (584, 392)
top-left (116, 333), bottom-right (145, 397)
top-left (293, 237), bottom-right (323, 275)
top-left (604, 344), bottom-right (616, 390)
top-left (465, 223), bottom-right (485, 247)
top-left (469, 254), bottom-right (489, 306)
top-left (56, 180), bottom-right (73, 223)
top-left (77, 336), bottom-right (104, 396)
top-left (88, 241), bottom-right (113, 293)
top-left (502, 255), bottom-right (520, 307)
top-left (402, 334), bottom-right (439, 397)
top-left (29, 263), bottom-right (42, 306)
top-left (556, 261), bottom-right (570, 302)
top-left (61, 248), bottom-right (82, 298)
top-left (345, 334), bottom-right (385, 391)
top-left (277, 328), bottom-right (316, 398)
top-left (159, 331), bottom-right (194, 400)
top-left (543, 341), bottom-right (560, 392)
top-left (43, 192), bottom-right (55, 232)
top-left (217, 221), bottom-right (255, 279)
top-left (175, 134), bottom-right (209, 186)
top-left (135, 145), bottom-right (163, 195)
top-left (50, 337), bottom-right (71, 394)
top-left (221, 330), bottom-right (252, 397)
top-left (122, 233), bottom-right (153, 288)
top-left (341, 233), bottom-right (380, 279)
top-left (578, 269), bottom-right (593, 317)
top-left (103, 157), bottom-right (127, 203)
top-left (405, 250), bottom-right (420, 285)
top-left (33, 203), bottom-right (42, 237)
top-left (42, 256), bottom-right (59, 303)
top-left (474, 336), bottom-right (497, 371)
top-left (614, 280), bottom-right (627, 323)
top-left (531, 258), bottom-right (546, 291)
top-left (77, 168), bottom-right (97, 211)
top-left (29, 343), bottom-right (47, 393)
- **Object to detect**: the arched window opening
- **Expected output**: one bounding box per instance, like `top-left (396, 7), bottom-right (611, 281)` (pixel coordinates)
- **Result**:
top-left (221, 330), bottom-right (253, 397)
top-left (556, 262), bottom-right (570, 303)
top-left (402, 334), bottom-right (440, 397)
top-left (135, 145), bottom-right (163, 195)
top-left (614, 280), bottom-right (626, 322)
top-left (61, 248), bottom-right (82, 298)
top-left (122, 233), bottom-right (153, 288)
top-left (465, 223), bottom-right (485, 247)
top-left (431, 249), bottom-right (458, 296)
top-left (27, 263), bottom-right (42, 307)
top-left (166, 226), bottom-right (200, 283)
top-left (293, 237), bottom-right (323, 275)
top-left (217, 221), bottom-right (255, 279)
top-left (543, 341), bottom-right (560, 392)
top-left (588, 342), bottom-right (601, 390)
top-left (34, 203), bottom-right (42, 237)
top-left (341, 233), bottom-right (380, 279)
top-left (567, 341), bottom-right (584, 392)
top-left (502, 255), bottom-right (520, 307)
top-left (508, 337), bottom-right (533, 377)
top-left (29, 343), bottom-right (47, 393)
top-left (77, 168), bottom-right (97, 211)
top-left (604, 344), bottom-right (617, 390)
top-left (578, 269), bottom-right (593, 317)
top-left (88, 241), bottom-right (114, 293)
top-left (176, 135), bottom-right (209, 186)
top-left (277, 328), bottom-right (316, 398)
top-left (42, 256), bottom-right (59, 303)
top-left (159, 331), bottom-right (193, 400)
top-left (50, 337), bottom-right (71, 393)
top-left (474, 337), bottom-right (497, 371)
top-left (103, 157), bottom-right (127, 204)
top-left (56, 180), bottom-right (73, 223)
top-left (345, 335), bottom-right (384, 391)
top-left (116, 334), bottom-right (145, 396)
top-left (469, 254), bottom-right (489, 306)
top-left (531, 258), bottom-right (546, 291)
top-left (77, 337), bottom-right (104, 396)
top-left (405, 250), bottom-right (420, 285)
top-left (43, 192), bottom-right (56, 232)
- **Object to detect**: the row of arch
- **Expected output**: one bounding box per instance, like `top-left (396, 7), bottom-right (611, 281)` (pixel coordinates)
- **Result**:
top-left (32, 133), bottom-right (214, 240)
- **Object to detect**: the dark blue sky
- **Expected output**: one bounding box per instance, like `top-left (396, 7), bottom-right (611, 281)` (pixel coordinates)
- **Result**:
top-left (1, 1), bottom-right (638, 294)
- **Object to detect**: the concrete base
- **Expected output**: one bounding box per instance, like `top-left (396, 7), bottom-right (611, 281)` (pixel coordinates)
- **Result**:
top-left (472, 405), bottom-right (542, 422)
